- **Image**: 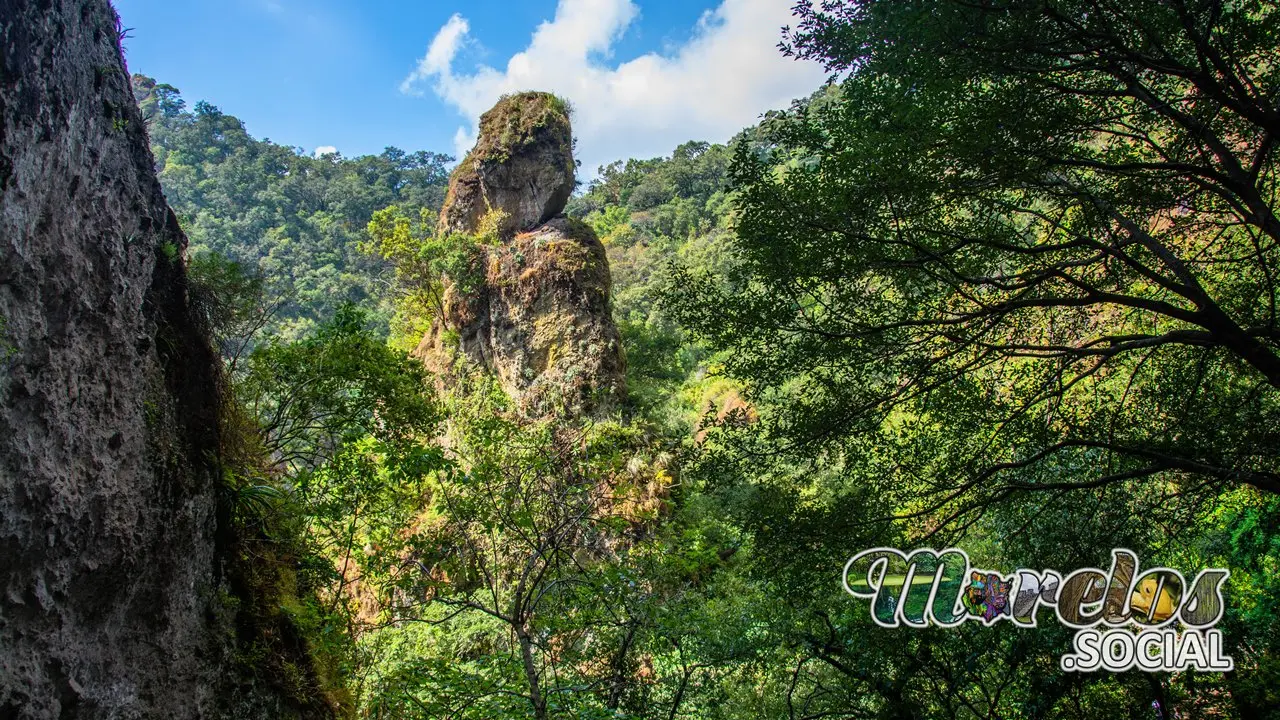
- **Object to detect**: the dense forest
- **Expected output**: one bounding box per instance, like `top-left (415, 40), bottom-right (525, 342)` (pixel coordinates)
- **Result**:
top-left (132, 75), bottom-right (453, 340)
top-left (126, 1), bottom-right (1280, 717)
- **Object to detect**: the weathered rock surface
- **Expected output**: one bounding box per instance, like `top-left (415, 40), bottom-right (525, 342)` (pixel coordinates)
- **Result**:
top-left (437, 93), bottom-right (577, 239)
top-left (417, 93), bottom-right (625, 416)
top-left (0, 2), bottom-right (331, 718)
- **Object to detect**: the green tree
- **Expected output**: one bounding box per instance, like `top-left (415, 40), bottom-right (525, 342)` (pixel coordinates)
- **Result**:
top-left (187, 251), bottom-right (281, 371)
top-left (363, 204), bottom-right (492, 350)
top-left (670, 0), bottom-right (1280, 526)
top-left (664, 2), bottom-right (1280, 716)
top-left (360, 380), bottom-right (671, 719)
top-left (238, 305), bottom-right (443, 475)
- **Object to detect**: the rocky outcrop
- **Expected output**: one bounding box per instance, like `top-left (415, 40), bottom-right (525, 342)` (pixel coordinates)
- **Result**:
top-left (437, 93), bottom-right (576, 239)
top-left (0, 2), bottom-right (331, 718)
top-left (417, 93), bottom-right (625, 416)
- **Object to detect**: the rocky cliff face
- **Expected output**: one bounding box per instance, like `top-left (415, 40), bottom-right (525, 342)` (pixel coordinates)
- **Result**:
top-left (418, 93), bottom-right (625, 416)
top-left (0, 3), bottom-right (329, 718)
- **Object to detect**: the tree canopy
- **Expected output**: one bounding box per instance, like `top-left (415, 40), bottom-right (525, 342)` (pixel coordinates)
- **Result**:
top-left (133, 75), bottom-right (453, 340)
top-left (670, 0), bottom-right (1280, 527)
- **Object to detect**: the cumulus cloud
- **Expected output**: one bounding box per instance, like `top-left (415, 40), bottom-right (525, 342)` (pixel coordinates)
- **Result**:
top-left (401, 0), bottom-right (827, 176)
top-left (313, 145), bottom-right (339, 158)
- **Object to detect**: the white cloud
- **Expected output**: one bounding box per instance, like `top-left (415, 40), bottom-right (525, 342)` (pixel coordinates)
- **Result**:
top-left (401, 0), bottom-right (827, 176)
top-left (401, 14), bottom-right (472, 96)
top-left (313, 145), bottom-right (339, 158)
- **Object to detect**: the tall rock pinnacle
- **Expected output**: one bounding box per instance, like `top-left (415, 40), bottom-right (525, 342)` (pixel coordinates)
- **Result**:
top-left (417, 92), bottom-right (626, 416)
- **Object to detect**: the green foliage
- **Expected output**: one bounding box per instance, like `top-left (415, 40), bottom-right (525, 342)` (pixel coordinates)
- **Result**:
top-left (363, 204), bottom-right (490, 348)
top-left (187, 251), bottom-right (278, 368)
top-left (133, 75), bottom-right (185, 122)
top-left (238, 305), bottom-right (443, 474)
top-left (659, 1), bottom-right (1280, 717)
top-left (362, 380), bottom-right (618, 717)
top-left (669, 0), bottom-right (1280, 509)
top-left (212, 305), bottom-right (449, 716)
top-left (356, 374), bottom-right (754, 720)
top-left (132, 74), bottom-right (452, 340)
top-left (566, 140), bottom-right (742, 428)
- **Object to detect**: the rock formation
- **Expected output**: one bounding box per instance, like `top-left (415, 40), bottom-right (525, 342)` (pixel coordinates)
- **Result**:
top-left (417, 93), bottom-right (625, 416)
top-left (0, 2), bottom-right (331, 717)
top-left (437, 93), bottom-right (577, 239)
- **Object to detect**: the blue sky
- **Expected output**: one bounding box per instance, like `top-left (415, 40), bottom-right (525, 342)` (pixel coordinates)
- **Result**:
top-left (113, 0), bottom-right (827, 174)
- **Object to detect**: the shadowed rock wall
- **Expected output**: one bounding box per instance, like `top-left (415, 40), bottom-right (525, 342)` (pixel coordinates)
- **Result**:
top-left (0, 3), bottom-right (331, 718)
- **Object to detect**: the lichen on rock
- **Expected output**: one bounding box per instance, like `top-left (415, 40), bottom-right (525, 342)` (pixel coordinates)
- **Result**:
top-left (417, 94), bottom-right (625, 417)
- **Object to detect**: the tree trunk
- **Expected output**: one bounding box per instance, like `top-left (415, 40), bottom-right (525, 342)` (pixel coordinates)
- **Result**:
top-left (517, 624), bottom-right (548, 720)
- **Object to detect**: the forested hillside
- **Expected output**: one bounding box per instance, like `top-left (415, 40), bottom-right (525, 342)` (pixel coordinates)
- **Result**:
top-left (132, 76), bottom-right (452, 339)
top-left (121, 2), bottom-right (1280, 716)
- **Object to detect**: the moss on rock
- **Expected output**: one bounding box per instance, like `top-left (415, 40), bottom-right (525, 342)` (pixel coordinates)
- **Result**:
top-left (472, 92), bottom-right (573, 166)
